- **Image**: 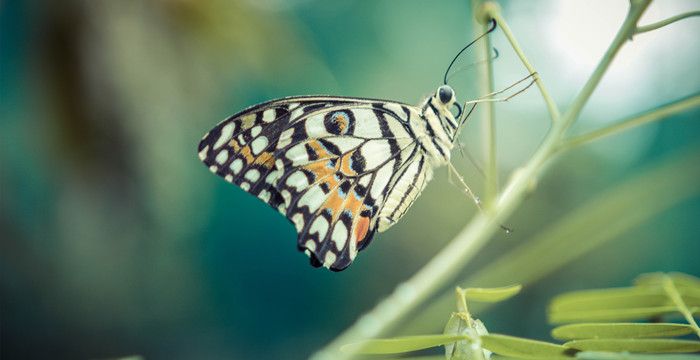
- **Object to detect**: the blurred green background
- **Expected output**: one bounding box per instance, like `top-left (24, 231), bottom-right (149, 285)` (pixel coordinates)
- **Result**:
top-left (1, 0), bottom-right (699, 359)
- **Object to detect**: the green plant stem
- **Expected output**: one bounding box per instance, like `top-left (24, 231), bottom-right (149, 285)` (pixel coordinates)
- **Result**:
top-left (310, 2), bottom-right (654, 359)
top-left (662, 276), bottom-right (700, 339)
top-left (560, 0), bottom-right (651, 131)
top-left (636, 10), bottom-right (700, 34)
top-left (403, 148), bottom-right (700, 334)
top-left (559, 93), bottom-right (700, 152)
top-left (472, 0), bottom-right (499, 209)
top-left (488, 10), bottom-right (561, 124)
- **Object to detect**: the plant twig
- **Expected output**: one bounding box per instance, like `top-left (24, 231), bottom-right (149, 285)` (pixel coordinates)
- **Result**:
top-left (560, 0), bottom-right (652, 131)
top-left (558, 93), bottom-right (700, 152)
top-left (310, 2), bottom-right (655, 359)
top-left (403, 147), bottom-right (700, 334)
top-left (473, 0), bottom-right (499, 209)
top-left (486, 8), bottom-right (561, 124)
top-left (662, 275), bottom-right (700, 338)
top-left (636, 10), bottom-right (700, 34)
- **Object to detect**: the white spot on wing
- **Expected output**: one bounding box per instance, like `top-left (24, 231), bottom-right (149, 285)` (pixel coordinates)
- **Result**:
top-left (285, 143), bottom-right (310, 165)
top-left (386, 114), bottom-right (412, 139)
top-left (291, 213), bottom-right (304, 232)
top-left (198, 145), bottom-right (209, 161)
top-left (332, 222), bottom-right (348, 250)
top-left (277, 128), bottom-right (294, 148)
top-left (370, 160), bottom-right (394, 200)
top-left (240, 182), bottom-right (251, 191)
top-left (250, 136), bottom-right (269, 155)
top-left (265, 169), bottom-right (280, 184)
top-left (250, 125), bottom-right (262, 138)
top-left (214, 123), bottom-right (235, 149)
top-left (209, 165), bottom-right (218, 173)
top-left (304, 240), bottom-right (316, 251)
top-left (309, 217), bottom-right (329, 237)
top-left (262, 109), bottom-right (276, 122)
top-left (277, 202), bottom-right (288, 214)
top-left (304, 113), bottom-right (326, 138)
top-left (290, 107), bottom-right (304, 121)
top-left (244, 169), bottom-right (260, 182)
top-left (323, 252), bottom-right (337, 268)
top-left (215, 150), bottom-right (229, 164)
top-left (258, 189), bottom-right (271, 202)
top-left (265, 169), bottom-right (280, 185)
top-left (297, 185), bottom-right (325, 213)
top-left (352, 109), bottom-right (382, 138)
top-left (280, 189), bottom-right (292, 206)
top-left (323, 137), bottom-right (364, 154)
top-left (360, 140), bottom-right (392, 170)
top-left (286, 171), bottom-right (309, 190)
top-left (224, 174), bottom-right (233, 183)
top-left (230, 159), bottom-right (243, 174)
top-left (358, 174), bottom-right (372, 187)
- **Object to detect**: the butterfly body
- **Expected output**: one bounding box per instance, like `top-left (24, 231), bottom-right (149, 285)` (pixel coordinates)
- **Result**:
top-left (198, 85), bottom-right (460, 271)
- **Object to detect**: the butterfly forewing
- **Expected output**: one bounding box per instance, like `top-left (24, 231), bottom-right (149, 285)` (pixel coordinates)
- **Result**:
top-left (199, 96), bottom-right (426, 271)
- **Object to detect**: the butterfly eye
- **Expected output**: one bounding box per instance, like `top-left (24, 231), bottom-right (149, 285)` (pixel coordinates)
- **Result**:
top-left (437, 85), bottom-right (454, 104)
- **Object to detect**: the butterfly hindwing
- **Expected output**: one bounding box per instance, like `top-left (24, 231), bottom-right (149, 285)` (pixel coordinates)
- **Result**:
top-left (199, 96), bottom-right (424, 270)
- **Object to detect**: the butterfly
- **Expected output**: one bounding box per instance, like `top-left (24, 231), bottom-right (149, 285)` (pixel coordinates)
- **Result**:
top-left (198, 21), bottom-right (499, 271)
top-left (198, 86), bottom-right (472, 271)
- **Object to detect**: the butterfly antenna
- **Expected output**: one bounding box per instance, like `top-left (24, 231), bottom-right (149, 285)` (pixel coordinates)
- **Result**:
top-left (443, 19), bottom-right (497, 85)
top-left (445, 47), bottom-right (499, 84)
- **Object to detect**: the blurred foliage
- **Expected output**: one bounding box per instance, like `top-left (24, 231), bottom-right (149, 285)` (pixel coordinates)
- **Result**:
top-left (1, 0), bottom-right (699, 359)
top-left (339, 273), bottom-right (700, 359)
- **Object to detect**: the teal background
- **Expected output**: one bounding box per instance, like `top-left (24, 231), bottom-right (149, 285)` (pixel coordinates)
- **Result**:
top-left (1, 1), bottom-right (699, 359)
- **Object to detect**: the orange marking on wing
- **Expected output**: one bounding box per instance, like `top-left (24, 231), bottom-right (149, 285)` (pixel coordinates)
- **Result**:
top-left (304, 160), bottom-right (333, 180)
top-left (228, 140), bottom-right (255, 163)
top-left (240, 113), bottom-right (256, 129)
top-left (307, 140), bottom-right (332, 159)
top-left (324, 191), bottom-right (345, 220)
top-left (338, 151), bottom-right (357, 176)
top-left (354, 215), bottom-right (370, 244)
top-left (253, 151), bottom-right (275, 167)
top-left (335, 114), bottom-right (348, 134)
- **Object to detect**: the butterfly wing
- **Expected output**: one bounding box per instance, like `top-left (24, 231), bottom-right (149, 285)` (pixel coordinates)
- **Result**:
top-left (198, 96), bottom-right (425, 271)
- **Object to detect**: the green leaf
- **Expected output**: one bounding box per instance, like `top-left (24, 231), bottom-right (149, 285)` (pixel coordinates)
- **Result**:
top-left (549, 288), bottom-right (668, 313)
top-left (634, 273), bottom-right (700, 303)
top-left (565, 339), bottom-right (700, 353)
top-left (462, 285), bottom-right (523, 303)
top-left (576, 351), bottom-right (700, 360)
top-left (340, 334), bottom-right (468, 355)
top-left (635, 273), bottom-right (700, 289)
top-left (549, 306), bottom-right (679, 323)
top-left (480, 334), bottom-right (575, 359)
top-left (551, 323), bottom-right (694, 340)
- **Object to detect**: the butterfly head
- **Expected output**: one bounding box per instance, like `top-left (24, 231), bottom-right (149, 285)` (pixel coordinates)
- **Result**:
top-left (437, 85), bottom-right (456, 105)
top-left (428, 85), bottom-right (461, 140)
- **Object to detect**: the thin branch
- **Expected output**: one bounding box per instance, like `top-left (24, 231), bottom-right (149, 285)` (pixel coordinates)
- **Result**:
top-left (636, 10), bottom-right (700, 34)
top-left (559, 93), bottom-right (700, 152)
top-left (559, 0), bottom-right (652, 131)
top-left (662, 275), bottom-right (700, 338)
top-left (473, 0), bottom-right (499, 209)
top-left (487, 8), bottom-right (561, 124)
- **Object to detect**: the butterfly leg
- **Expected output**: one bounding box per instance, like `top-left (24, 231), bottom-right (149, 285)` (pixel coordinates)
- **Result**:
top-left (462, 72), bottom-right (537, 106)
top-left (447, 162), bottom-right (513, 233)
top-left (447, 161), bottom-right (482, 209)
